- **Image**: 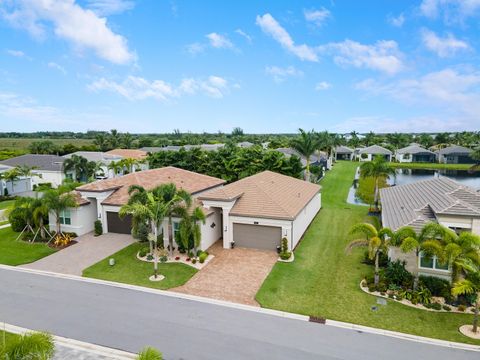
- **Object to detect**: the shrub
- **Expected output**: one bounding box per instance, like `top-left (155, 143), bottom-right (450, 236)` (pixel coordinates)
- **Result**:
top-left (94, 220), bottom-right (103, 236)
top-left (384, 260), bottom-right (413, 287)
top-left (199, 252), bottom-right (208, 264)
top-left (368, 284), bottom-right (376, 292)
top-left (138, 247), bottom-right (149, 257)
top-left (424, 302), bottom-right (442, 310)
top-left (442, 305), bottom-right (451, 311)
top-left (457, 304), bottom-right (466, 312)
top-left (1, 331), bottom-right (55, 360)
top-left (136, 346), bottom-right (163, 360)
top-left (417, 286), bottom-right (432, 304)
top-left (132, 222), bottom-right (149, 242)
top-left (419, 276), bottom-right (450, 297)
top-left (146, 254), bottom-right (154, 261)
top-left (279, 251), bottom-right (292, 260)
top-left (8, 207), bottom-right (27, 232)
top-left (187, 251), bottom-right (194, 258)
top-left (192, 259), bottom-right (197, 264)
top-left (362, 250), bottom-right (388, 267)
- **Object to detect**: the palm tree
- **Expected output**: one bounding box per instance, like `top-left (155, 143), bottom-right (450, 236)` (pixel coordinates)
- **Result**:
top-left (63, 155), bottom-right (90, 182)
top-left (122, 132), bottom-right (134, 148)
top-left (107, 160), bottom-right (123, 178)
top-left (0, 331), bottom-right (55, 360)
top-left (177, 203), bottom-right (206, 257)
top-left (15, 164), bottom-right (40, 189)
top-left (393, 222), bottom-right (447, 290)
top-left (349, 131), bottom-right (360, 148)
top-left (14, 197), bottom-right (39, 237)
top-left (444, 231), bottom-right (480, 283)
top-left (452, 268), bottom-right (480, 333)
top-left (347, 222), bottom-right (393, 285)
top-left (120, 158), bottom-right (139, 174)
top-left (109, 129), bottom-right (121, 148)
top-left (291, 128), bottom-right (321, 182)
top-left (32, 198), bottom-right (50, 241)
top-left (42, 189), bottom-right (78, 235)
top-left (359, 155), bottom-right (396, 210)
top-left (3, 168), bottom-right (19, 193)
top-left (94, 133), bottom-right (109, 151)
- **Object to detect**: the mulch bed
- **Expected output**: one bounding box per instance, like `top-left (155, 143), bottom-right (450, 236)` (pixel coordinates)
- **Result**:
top-left (47, 240), bottom-right (78, 250)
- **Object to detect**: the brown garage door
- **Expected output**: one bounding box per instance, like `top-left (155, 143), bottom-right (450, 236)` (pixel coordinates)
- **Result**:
top-left (233, 223), bottom-right (281, 250)
top-left (107, 212), bottom-right (132, 234)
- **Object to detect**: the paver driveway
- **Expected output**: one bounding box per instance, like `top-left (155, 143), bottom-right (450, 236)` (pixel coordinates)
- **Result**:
top-left (172, 241), bottom-right (277, 306)
top-left (21, 233), bottom-right (134, 276)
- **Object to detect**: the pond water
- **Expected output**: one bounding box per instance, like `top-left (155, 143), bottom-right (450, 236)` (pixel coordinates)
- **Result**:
top-left (346, 167), bottom-right (480, 206)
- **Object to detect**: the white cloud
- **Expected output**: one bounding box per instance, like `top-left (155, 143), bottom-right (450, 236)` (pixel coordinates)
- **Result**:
top-left (235, 29), bottom-right (252, 43)
top-left (388, 13), bottom-right (405, 27)
top-left (256, 13), bottom-right (318, 62)
top-left (304, 8), bottom-right (331, 27)
top-left (421, 28), bottom-right (469, 57)
top-left (323, 39), bottom-right (404, 75)
top-left (86, 0), bottom-right (134, 16)
top-left (185, 42), bottom-right (205, 55)
top-left (315, 81), bottom-right (331, 90)
top-left (265, 66), bottom-right (303, 83)
top-left (6, 49), bottom-right (26, 57)
top-left (420, 0), bottom-right (480, 23)
top-left (206, 33), bottom-right (234, 49)
top-left (88, 75), bottom-right (233, 100)
top-left (48, 61), bottom-right (67, 75)
top-left (1, 0), bottom-right (135, 65)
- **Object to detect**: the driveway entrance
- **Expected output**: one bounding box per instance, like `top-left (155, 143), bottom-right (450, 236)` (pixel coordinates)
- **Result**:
top-left (172, 241), bottom-right (277, 306)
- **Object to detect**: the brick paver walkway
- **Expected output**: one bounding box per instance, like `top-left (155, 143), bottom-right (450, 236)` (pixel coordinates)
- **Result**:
top-left (172, 241), bottom-right (277, 306)
top-left (21, 232), bottom-right (134, 276)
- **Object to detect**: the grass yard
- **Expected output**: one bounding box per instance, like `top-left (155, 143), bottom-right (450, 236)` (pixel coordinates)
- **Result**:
top-left (0, 227), bottom-right (56, 266)
top-left (256, 161), bottom-right (480, 345)
top-left (0, 330), bottom-right (18, 349)
top-left (389, 162), bottom-right (473, 170)
top-left (0, 200), bottom-right (14, 211)
top-left (0, 138), bottom-right (94, 152)
top-left (83, 242), bottom-right (197, 290)
top-left (355, 175), bottom-right (388, 205)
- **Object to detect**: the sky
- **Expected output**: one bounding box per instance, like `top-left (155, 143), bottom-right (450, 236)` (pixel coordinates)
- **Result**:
top-left (0, 0), bottom-right (480, 134)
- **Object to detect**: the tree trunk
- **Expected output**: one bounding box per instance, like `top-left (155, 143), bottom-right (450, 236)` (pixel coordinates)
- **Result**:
top-left (153, 224), bottom-right (158, 279)
top-left (473, 295), bottom-right (479, 333)
top-left (168, 216), bottom-right (174, 257)
top-left (374, 177), bottom-right (379, 210)
top-left (56, 215), bottom-right (61, 235)
top-left (40, 217), bottom-right (45, 239)
top-left (413, 252), bottom-right (419, 291)
top-left (374, 252), bottom-right (380, 286)
top-left (305, 158), bottom-right (310, 182)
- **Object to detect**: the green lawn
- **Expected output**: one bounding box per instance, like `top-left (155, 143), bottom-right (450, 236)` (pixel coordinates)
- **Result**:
top-left (256, 161), bottom-right (480, 345)
top-left (0, 200), bottom-right (14, 211)
top-left (0, 330), bottom-right (18, 349)
top-left (0, 227), bottom-right (56, 266)
top-left (389, 162), bottom-right (473, 170)
top-left (83, 242), bottom-right (197, 290)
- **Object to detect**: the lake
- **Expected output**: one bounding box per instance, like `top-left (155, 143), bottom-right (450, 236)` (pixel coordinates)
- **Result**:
top-left (346, 167), bottom-right (480, 206)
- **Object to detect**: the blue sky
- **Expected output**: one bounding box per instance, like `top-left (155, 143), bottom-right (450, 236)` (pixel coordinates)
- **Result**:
top-left (1, 0), bottom-right (479, 134)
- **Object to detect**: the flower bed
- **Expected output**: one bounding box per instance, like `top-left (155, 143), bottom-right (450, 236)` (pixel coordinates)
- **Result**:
top-left (360, 280), bottom-right (476, 314)
top-left (137, 250), bottom-right (214, 270)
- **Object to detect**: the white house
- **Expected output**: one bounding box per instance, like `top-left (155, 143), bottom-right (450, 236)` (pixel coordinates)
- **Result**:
top-left (357, 145), bottom-right (392, 162)
top-left (0, 164), bottom-right (31, 195)
top-left (51, 167), bottom-right (321, 253)
top-left (395, 144), bottom-right (436, 163)
top-left (63, 151), bottom-right (124, 179)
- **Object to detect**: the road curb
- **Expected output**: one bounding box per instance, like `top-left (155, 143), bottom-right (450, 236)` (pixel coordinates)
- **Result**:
top-left (1, 323), bottom-right (137, 359)
top-left (1, 264), bottom-right (479, 352)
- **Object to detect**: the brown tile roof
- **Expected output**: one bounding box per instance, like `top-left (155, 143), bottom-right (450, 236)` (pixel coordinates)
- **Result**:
top-left (199, 171), bottom-right (320, 220)
top-left (71, 191), bottom-right (90, 206)
top-left (76, 167), bottom-right (225, 206)
top-left (105, 149), bottom-right (148, 160)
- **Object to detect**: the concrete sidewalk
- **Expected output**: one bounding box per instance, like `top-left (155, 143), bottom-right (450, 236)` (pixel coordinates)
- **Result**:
top-left (21, 232), bottom-right (134, 276)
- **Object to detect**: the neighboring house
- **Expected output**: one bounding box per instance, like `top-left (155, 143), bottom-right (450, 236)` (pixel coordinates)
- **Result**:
top-left (0, 164), bottom-right (31, 195)
top-left (357, 145), bottom-right (392, 162)
top-left (0, 154), bottom-right (71, 188)
top-left (395, 144), bottom-right (436, 163)
top-left (199, 171), bottom-right (321, 251)
top-left (140, 144), bottom-right (225, 153)
top-left (237, 141), bottom-right (254, 148)
top-left (63, 151), bottom-right (123, 179)
top-left (380, 177), bottom-right (480, 280)
top-left (334, 146), bottom-right (354, 161)
top-left (275, 148), bottom-right (328, 169)
top-left (52, 167), bottom-right (226, 250)
top-left (104, 149), bottom-right (149, 172)
top-left (435, 145), bottom-right (474, 164)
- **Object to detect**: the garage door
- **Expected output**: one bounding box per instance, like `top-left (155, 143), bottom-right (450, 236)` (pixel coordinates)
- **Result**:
top-left (233, 223), bottom-right (281, 250)
top-left (106, 212), bottom-right (132, 234)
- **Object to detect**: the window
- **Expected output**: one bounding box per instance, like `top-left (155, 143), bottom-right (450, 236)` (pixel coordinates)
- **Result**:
top-left (173, 221), bottom-right (180, 240)
top-left (419, 252), bottom-right (448, 271)
top-left (60, 210), bottom-right (71, 225)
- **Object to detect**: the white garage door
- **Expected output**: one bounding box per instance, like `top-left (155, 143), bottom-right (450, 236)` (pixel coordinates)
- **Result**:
top-left (233, 223), bottom-right (281, 250)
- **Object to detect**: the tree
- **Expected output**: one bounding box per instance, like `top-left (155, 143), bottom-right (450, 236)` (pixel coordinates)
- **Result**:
top-left (32, 198), bottom-right (50, 240)
top-left (108, 160), bottom-right (123, 178)
top-left (393, 222), bottom-right (447, 290)
top-left (177, 203), bottom-right (206, 256)
top-left (363, 131), bottom-right (377, 146)
top-left (359, 155), bottom-right (396, 210)
top-left (452, 269), bottom-right (480, 333)
top-left (43, 189), bottom-right (78, 235)
top-left (348, 131), bottom-right (360, 148)
top-left (122, 132), bottom-right (134, 148)
top-left (3, 168), bottom-right (19, 193)
top-left (120, 158), bottom-right (139, 174)
top-left (94, 133), bottom-right (109, 151)
top-left (444, 231), bottom-right (480, 283)
top-left (63, 154), bottom-right (91, 182)
top-left (13, 197), bottom-right (41, 239)
top-left (28, 140), bottom-right (60, 154)
top-left (348, 222), bottom-right (393, 285)
top-left (231, 127), bottom-right (244, 136)
top-left (0, 331), bottom-right (55, 360)
top-left (109, 129), bottom-right (121, 148)
top-left (291, 128), bottom-right (320, 182)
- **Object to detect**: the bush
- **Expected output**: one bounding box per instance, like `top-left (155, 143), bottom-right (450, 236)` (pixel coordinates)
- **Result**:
top-left (1, 332), bottom-right (55, 360)
top-left (384, 260), bottom-right (413, 287)
top-left (8, 207), bottom-right (27, 232)
top-left (146, 254), bottom-right (154, 261)
top-left (94, 220), bottom-right (103, 236)
top-left (199, 252), bottom-right (208, 264)
top-left (132, 222), bottom-right (149, 242)
top-left (362, 250), bottom-right (388, 267)
top-left (279, 251), bottom-right (292, 260)
top-left (424, 302), bottom-right (442, 310)
top-left (192, 258), bottom-right (197, 264)
top-left (138, 247), bottom-right (149, 257)
top-left (368, 284), bottom-right (376, 292)
top-left (442, 305), bottom-right (451, 311)
top-left (137, 346), bottom-right (163, 360)
top-left (419, 276), bottom-right (450, 297)
top-left (457, 304), bottom-right (466, 312)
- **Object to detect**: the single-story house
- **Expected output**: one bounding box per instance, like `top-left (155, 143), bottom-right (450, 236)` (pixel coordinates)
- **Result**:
top-left (63, 151), bottom-right (123, 179)
top-left (0, 154), bottom-right (71, 188)
top-left (0, 164), bottom-right (31, 195)
top-left (199, 170), bottom-right (321, 251)
top-left (104, 149), bottom-right (149, 172)
top-left (334, 146), bottom-right (354, 161)
top-left (140, 144), bottom-right (225, 153)
top-left (275, 148), bottom-right (328, 169)
top-left (435, 145), bottom-right (474, 164)
top-left (357, 145), bottom-right (392, 162)
top-left (380, 177), bottom-right (480, 280)
top-left (395, 144), bottom-right (436, 163)
top-left (237, 141), bottom-right (255, 148)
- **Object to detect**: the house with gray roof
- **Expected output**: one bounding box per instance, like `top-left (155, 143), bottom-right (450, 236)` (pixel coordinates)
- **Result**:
top-left (141, 144), bottom-right (225, 153)
top-left (0, 154), bottom-right (71, 189)
top-left (275, 148), bottom-right (328, 169)
top-left (334, 145), bottom-right (354, 160)
top-left (63, 151), bottom-right (124, 179)
top-left (237, 141), bottom-right (255, 148)
top-left (395, 144), bottom-right (436, 163)
top-left (357, 145), bottom-right (392, 162)
top-left (380, 177), bottom-right (480, 279)
top-left (436, 145), bottom-right (474, 164)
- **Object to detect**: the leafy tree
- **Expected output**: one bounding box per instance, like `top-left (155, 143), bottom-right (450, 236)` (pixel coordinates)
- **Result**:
top-left (348, 131), bottom-right (360, 148)
top-left (109, 129), bottom-right (121, 148)
top-left (452, 269), bottom-right (480, 333)
top-left (359, 155), bottom-right (395, 210)
top-left (94, 133), bottom-right (110, 151)
top-left (108, 160), bottom-right (123, 178)
top-left (363, 131), bottom-right (377, 146)
top-left (122, 132), bottom-right (134, 148)
top-left (393, 222), bottom-right (448, 290)
top-left (231, 127), bottom-right (244, 136)
top-left (291, 128), bottom-right (320, 181)
top-left (28, 140), bottom-right (60, 155)
top-left (348, 222), bottom-right (393, 285)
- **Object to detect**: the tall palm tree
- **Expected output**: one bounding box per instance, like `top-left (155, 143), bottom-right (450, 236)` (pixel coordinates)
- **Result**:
top-left (393, 222), bottom-right (447, 290)
top-left (177, 203), bottom-right (206, 257)
top-left (347, 222), bottom-right (393, 285)
top-left (122, 132), bottom-right (134, 148)
top-left (120, 158), bottom-right (139, 174)
top-left (14, 197), bottom-right (38, 236)
top-left (291, 128), bottom-right (321, 182)
top-left (42, 189), bottom-right (78, 235)
top-left (444, 231), bottom-right (480, 283)
top-left (15, 164), bottom-right (40, 188)
top-left (63, 155), bottom-right (90, 182)
top-left (94, 133), bottom-right (109, 151)
top-left (109, 129), bottom-right (121, 148)
top-left (107, 160), bottom-right (123, 178)
top-left (32, 198), bottom-right (50, 240)
top-left (359, 155), bottom-right (396, 210)
top-left (452, 268), bottom-right (480, 333)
